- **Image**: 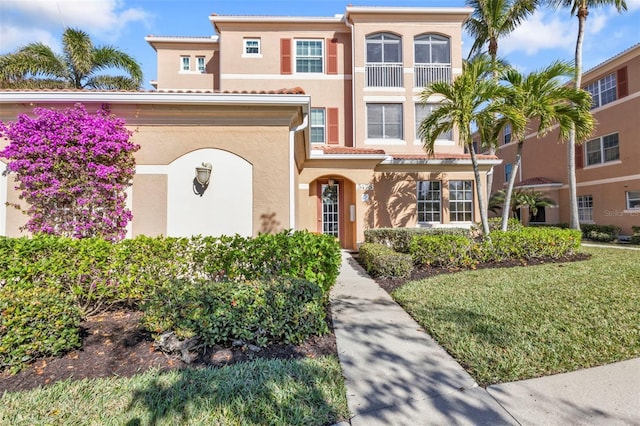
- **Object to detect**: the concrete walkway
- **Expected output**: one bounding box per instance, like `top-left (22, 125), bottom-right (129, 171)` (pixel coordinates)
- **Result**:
top-left (330, 251), bottom-right (640, 425)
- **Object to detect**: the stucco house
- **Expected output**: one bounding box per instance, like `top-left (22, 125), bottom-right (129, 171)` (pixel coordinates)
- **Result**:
top-left (489, 44), bottom-right (640, 236)
top-left (0, 5), bottom-right (502, 250)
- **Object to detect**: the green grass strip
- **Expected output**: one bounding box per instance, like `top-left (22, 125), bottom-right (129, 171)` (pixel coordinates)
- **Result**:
top-left (392, 246), bottom-right (640, 387)
top-left (0, 356), bottom-right (348, 426)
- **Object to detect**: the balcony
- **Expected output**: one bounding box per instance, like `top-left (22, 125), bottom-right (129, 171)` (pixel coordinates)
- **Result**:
top-left (365, 63), bottom-right (403, 88)
top-left (414, 64), bottom-right (451, 88)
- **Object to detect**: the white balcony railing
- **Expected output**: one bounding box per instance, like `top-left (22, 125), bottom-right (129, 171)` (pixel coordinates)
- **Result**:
top-left (365, 63), bottom-right (403, 87)
top-left (414, 64), bottom-right (451, 87)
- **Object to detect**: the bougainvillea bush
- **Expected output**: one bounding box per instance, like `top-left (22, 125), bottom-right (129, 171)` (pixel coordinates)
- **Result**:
top-left (0, 104), bottom-right (139, 241)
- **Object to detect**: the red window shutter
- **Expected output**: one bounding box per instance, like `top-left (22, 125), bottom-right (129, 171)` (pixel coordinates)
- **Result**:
top-left (327, 108), bottom-right (339, 144)
top-left (617, 66), bottom-right (628, 99)
top-left (280, 38), bottom-right (292, 75)
top-left (575, 143), bottom-right (584, 169)
top-left (327, 38), bottom-right (338, 75)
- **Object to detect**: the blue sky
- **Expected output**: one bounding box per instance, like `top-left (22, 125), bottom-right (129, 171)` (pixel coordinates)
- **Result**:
top-left (1, 0), bottom-right (639, 89)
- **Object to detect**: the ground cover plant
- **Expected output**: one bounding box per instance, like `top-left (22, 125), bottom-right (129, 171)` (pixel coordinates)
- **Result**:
top-left (390, 246), bottom-right (640, 387)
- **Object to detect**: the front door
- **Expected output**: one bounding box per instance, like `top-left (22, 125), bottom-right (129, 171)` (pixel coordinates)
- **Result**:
top-left (321, 183), bottom-right (339, 237)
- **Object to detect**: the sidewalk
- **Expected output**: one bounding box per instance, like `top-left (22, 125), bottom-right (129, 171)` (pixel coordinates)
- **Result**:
top-left (330, 251), bottom-right (640, 425)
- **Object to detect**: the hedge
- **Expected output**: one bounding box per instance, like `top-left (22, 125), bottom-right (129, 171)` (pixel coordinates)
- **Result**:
top-left (364, 227), bottom-right (469, 253)
top-left (141, 277), bottom-right (328, 347)
top-left (358, 243), bottom-right (413, 278)
top-left (580, 224), bottom-right (621, 242)
top-left (410, 234), bottom-right (478, 268)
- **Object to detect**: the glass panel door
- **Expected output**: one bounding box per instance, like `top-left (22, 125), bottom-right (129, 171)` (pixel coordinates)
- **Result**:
top-left (322, 184), bottom-right (339, 237)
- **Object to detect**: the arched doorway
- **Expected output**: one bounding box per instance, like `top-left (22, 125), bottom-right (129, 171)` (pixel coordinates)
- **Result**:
top-left (315, 176), bottom-right (356, 249)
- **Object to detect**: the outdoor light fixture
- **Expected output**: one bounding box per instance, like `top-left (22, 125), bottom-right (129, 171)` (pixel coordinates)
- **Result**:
top-left (193, 162), bottom-right (213, 196)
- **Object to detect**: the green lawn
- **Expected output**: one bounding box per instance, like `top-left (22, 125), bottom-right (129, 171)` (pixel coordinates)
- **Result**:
top-left (392, 246), bottom-right (640, 387)
top-left (0, 356), bottom-right (349, 426)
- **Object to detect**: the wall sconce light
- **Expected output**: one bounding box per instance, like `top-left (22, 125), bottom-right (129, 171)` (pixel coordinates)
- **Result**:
top-left (328, 177), bottom-right (336, 188)
top-left (193, 162), bottom-right (213, 196)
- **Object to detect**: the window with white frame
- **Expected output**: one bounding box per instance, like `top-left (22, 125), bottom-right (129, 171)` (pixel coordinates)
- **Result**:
top-left (585, 73), bottom-right (616, 109)
top-left (244, 38), bottom-right (261, 55)
top-left (578, 195), bottom-right (593, 222)
top-left (310, 108), bottom-right (326, 144)
top-left (449, 180), bottom-right (473, 222)
top-left (415, 104), bottom-right (452, 141)
top-left (180, 56), bottom-right (190, 71)
top-left (367, 104), bottom-right (403, 140)
top-left (417, 181), bottom-right (441, 223)
top-left (627, 191), bottom-right (640, 210)
top-left (196, 56), bottom-right (205, 72)
top-left (585, 133), bottom-right (619, 166)
top-left (505, 163), bottom-right (513, 182)
top-left (503, 123), bottom-right (512, 144)
top-left (295, 40), bottom-right (323, 73)
top-left (414, 34), bottom-right (450, 64)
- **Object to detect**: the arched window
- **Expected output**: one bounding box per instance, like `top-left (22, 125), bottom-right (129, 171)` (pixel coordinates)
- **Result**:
top-left (414, 34), bottom-right (451, 86)
top-left (365, 33), bottom-right (402, 87)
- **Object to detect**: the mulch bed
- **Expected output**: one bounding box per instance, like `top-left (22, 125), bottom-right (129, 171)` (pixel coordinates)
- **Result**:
top-left (0, 310), bottom-right (337, 394)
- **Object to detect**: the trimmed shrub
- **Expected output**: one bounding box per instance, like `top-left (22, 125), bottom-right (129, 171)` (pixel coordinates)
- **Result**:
top-left (581, 224), bottom-right (620, 242)
top-left (487, 228), bottom-right (582, 261)
top-left (631, 226), bottom-right (640, 245)
top-left (358, 243), bottom-right (413, 278)
top-left (141, 277), bottom-right (328, 347)
top-left (410, 234), bottom-right (477, 268)
top-left (472, 217), bottom-right (524, 233)
top-left (0, 281), bottom-right (82, 373)
top-left (365, 227), bottom-right (469, 253)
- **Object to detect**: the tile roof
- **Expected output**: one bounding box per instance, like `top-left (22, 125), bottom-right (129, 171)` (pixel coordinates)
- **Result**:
top-left (314, 146), bottom-right (386, 155)
top-left (0, 87), bottom-right (306, 95)
top-left (514, 177), bottom-right (562, 187)
top-left (392, 152), bottom-right (499, 160)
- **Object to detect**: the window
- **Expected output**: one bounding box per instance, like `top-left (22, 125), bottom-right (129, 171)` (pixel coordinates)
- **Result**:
top-left (505, 163), bottom-right (513, 182)
top-left (180, 56), bottom-right (190, 71)
top-left (244, 38), bottom-right (261, 55)
top-left (415, 104), bottom-right (452, 141)
top-left (310, 108), bottom-right (326, 144)
top-left (414, 34), bottom-right (450, 64)
top-left (585, 73), bottom-right (616, 109)
top-left (449, 180), bottom-right (473, 222)
top-left (585, 133), bottom-right (619, 166)
top-left (296, 40), bottom-right (323, 73)
top-left (367, 104), bottom-right (403, 140)
top-left (417, 181), bottom-right (441, 223)
top-left (503, 124), bottom-right (512, 144)
top-left (627, 191), bottom-right (640, 210)
top-left (196, 56), bottom-right (205, 72)
top-left (578, 195), bottom-right (593, 222)
top-left (529, 207), bottom-right (546, 223)
top-left (366, 33), bottom-right (402, 87)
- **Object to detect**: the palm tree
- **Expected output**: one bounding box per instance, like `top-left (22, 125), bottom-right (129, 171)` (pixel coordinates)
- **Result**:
top-left (0, 27), bottom-right (142, 90)
top-left (464, 0), bottom-right (540, 199)
top-left (544, 0), bottom-right (627, 229)
top-left (418, 54), bottom-right (524, 236)
top-left (489, 188), bottom-right (556, 220)
top-left (496, 61), bottom-right (595, 231)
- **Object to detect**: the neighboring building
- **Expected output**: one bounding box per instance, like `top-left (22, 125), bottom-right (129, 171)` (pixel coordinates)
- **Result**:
top-left (490, 44), bottom-right (640, 235)
top-left (1, 5), bottom-right (501, 250)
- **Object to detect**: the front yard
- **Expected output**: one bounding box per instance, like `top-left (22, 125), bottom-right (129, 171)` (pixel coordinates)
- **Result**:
top-left (391, 245), bottom-right (640, 387)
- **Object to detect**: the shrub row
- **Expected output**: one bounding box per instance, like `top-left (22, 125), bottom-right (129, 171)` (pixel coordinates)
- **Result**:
top-left (0, 230), bottom-right (341, 316)
top-left (358, 243), bottom-right (413, 278)
top-left (141, 277), bottom-right (328, 347)
top-left (580, 224), bottom-right (621, 242)
top-left (409, 227), bottom-right (582, 269)
top-left (364, 227), bottom-right (469, 253)
top-left (631, 226), bottom-right (640, 245)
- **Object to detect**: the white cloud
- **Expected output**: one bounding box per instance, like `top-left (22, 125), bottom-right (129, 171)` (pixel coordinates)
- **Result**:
top-left (627, 0), bottom-right (640, 12)
top-left (500, 10), bottom-right (577, 56)
top-left (0, 0), bottom-right (151, 53)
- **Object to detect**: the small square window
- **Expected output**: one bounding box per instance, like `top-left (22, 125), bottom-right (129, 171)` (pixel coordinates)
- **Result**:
top-left (244, 39), bottom-right (261, 56)
top-left (627, 191), bottom-right (640, 210)
top-left (180, 56), bottom-right (190, 71)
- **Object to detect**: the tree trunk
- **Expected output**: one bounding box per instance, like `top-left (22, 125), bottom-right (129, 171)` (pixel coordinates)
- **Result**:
top-left (568, 10), bottom-right (587, 230)
top-left (501, 141), bottom-right (523, 231)
top-left (469, 142), bottom-right (490, 236)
